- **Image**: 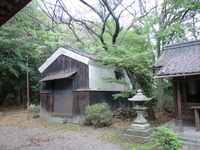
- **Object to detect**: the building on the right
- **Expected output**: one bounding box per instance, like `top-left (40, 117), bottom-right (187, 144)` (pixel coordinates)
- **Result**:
top-left (151, 40), bottom-right (200, 132)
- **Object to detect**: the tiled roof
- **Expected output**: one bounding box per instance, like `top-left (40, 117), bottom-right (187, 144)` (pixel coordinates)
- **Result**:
top-left (62, 45), bottom-right (95, 59)
top-left (152, 40), bottom-right (200, 78)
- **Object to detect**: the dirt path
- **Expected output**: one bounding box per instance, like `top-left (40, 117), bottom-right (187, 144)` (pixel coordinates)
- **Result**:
top-left (0, 126), bottom-right (128, 150)
top-left (0, 110), bottom-right (129, 150)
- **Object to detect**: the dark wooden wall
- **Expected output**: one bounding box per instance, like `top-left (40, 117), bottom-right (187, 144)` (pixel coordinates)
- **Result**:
top-left (40, 93), bottom-right (53, 120)
top-left (41, 81), bottom-right (53, 93)
top-left (89, 91), bottom-right (132, 111)
top-left (73, 91), bottom-right (90, 117)
top-left (173, 76), bottom-right (200, 123)
top-left (41, 55), bottom-right (89, 90)
top-left (72, 90), bottom-right (132, 118)
top-left (53, 79), bottom-right (73, 115)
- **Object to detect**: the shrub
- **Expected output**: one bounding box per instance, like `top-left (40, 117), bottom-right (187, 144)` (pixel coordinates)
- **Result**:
top-left (32, 115), bottom-right (40, 119)
top-left (84, 103), bottom-right (113, 127)
top-left (150, 126), bottom-right (183, 150)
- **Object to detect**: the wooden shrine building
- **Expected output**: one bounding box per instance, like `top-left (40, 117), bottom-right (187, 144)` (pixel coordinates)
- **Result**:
top-left (39, 46), bottom-right (132, 123)
top-left (152, 40), bottom-right (200, 132)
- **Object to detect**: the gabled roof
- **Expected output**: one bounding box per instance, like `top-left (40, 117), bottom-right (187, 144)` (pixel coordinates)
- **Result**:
top-left (39, 46), bottom-right (95, 73)
top-left (62, 46), bottom-right (95, 59)
top-left (152, 40), bottom-right (200, 78)
top-left (0, 0), bottom-right (31, 26)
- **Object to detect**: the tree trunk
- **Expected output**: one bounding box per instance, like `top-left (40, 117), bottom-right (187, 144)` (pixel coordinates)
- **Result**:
top-left (156, 78), bottom-right (164, 112)
top-left (145, 100), bottom-right (156, 120)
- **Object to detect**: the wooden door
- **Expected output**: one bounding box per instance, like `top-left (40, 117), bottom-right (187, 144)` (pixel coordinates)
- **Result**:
top-left (53, 78), bottom-right (73, 116)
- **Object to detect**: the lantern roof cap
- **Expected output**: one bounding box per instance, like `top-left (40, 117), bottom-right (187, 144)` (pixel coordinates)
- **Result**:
top-left (128, 89), bottom-right (152, 101)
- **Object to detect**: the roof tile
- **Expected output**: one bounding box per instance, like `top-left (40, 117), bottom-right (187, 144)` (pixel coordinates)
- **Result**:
top-left (152, 40), bottom-right (200, 77)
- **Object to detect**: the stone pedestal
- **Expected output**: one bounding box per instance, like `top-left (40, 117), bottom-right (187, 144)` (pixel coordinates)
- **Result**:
top-left (133, 110), bottom-right (147, 124)
top-left (124, 89), bottom-right (153, 141)
top-left (124, 122), bottom-right (153, 141)
top-left (124, 109), bottom-right (153, 141)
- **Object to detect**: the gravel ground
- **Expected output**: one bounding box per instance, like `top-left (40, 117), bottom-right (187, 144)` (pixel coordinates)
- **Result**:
top-left (0, 110), bottom-right (129, 150)
top-left (0, 110), bottom-right (199, 150)
top-left (0, 126), bottom-right (127, 150)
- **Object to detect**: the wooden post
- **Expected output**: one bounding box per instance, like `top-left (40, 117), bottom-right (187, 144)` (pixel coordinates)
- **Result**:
top-left (26, 55), bottom-right (30, 120)
top-left (182, 82), bottom-right (187, 116)
top-left (177, 80), bottom-right (183, 132)
top-left (194, 108), bottom-right (200, 131)
top-left (172, 79), bottom-right (178, 126)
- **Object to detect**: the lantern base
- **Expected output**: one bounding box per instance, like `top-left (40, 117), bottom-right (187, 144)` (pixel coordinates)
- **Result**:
top-left (124, 122), bottom-right (153, 141)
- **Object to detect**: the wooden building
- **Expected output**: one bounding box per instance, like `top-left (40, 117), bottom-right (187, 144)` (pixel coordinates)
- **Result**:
top-left (39, 46), bottom-right (132, 123)
top-left (152, 40), bottom-right (200, 131)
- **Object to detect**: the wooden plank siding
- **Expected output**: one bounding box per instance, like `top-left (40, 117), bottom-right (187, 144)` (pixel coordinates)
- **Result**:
top-left (40, 93), bottom-right (53, 120)
top-left (41, 55), bottom-right (89, 90)
top-left (40, 55), bottom-right (89, 122)
top-left (73, 91), bottom-right (90, 118)
top-left (89, 91), bottom-right (132, 111)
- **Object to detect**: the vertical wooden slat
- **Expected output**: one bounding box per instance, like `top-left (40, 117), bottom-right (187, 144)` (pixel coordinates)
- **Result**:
top-left (73, 91), bottom-right (89, 117)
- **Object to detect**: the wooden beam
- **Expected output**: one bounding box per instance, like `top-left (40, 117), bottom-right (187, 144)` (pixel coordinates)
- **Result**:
top-left (0, 14), bottom-right (6, 19)
top-left (1, 0), bottom-right (18, 9)
top-left (153, 72), bottom-right (200, 79)
top-left (0, 0), bottom-right (32, 26)
top-left (0, 6), bottom-right (13, 15)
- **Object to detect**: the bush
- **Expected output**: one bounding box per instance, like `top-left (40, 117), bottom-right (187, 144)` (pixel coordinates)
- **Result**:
top-left (32, 115), bottom-right (40, 119)
top-left (150, 126), bottom-right (183, 150)
top-left (84, 103), bottom-right (113, 127)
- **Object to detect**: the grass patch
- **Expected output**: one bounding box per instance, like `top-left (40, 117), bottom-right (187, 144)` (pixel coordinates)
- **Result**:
top-left (97, 131), bottom-right (117, 139)
top-left (96, 130), bottom-right (157, 150)
top-left (38, 120), bottom-right (83, 132)
top-left (124, 142), bottom-right (157, 150)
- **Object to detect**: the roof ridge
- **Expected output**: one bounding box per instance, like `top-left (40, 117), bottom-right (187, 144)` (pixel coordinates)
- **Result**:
top-left (62, 45), bottom-right (95, 59)
top-left (164, 40), bottom-right (200, 50)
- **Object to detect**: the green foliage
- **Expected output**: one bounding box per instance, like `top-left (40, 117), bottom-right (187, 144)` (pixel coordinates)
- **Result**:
top-left (84, 103), bottom-right (113, 127)
top-left (96, 30), bottom-right (152, 73)
top-left (102, 77), bottom-right (129, 85)
top-left (112, 90), bottom-right (136, 100)
top-left (0, 1), bottom-right (75, 106)
top-left (32, 115), bottom-right (40, 119)
top-left (150, 126), bottom-right (183, 150)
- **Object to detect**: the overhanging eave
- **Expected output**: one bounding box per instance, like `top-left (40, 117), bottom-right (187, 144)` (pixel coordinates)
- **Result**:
top-left (40, 71), bottom-right (77, 82)
top-left (153, 72), bottom-right (200, 79)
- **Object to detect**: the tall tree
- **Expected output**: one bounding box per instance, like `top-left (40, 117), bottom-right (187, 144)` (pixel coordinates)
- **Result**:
top-left (0, 1), bottom-right (72, 106)
top-left (38, 0), bottom-right (157, 119)
top-left (38, 0), bottom-right (157, 88)
top-left (37, 0), bottom-right (200, 113)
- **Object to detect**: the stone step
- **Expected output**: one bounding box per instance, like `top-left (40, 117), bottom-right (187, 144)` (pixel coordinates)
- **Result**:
top-left (51, 117), bottom-right (67, 124)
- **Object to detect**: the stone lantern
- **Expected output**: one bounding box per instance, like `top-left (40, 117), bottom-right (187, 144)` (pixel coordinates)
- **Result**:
top-left (124, 89), bottom-right (153, 141)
